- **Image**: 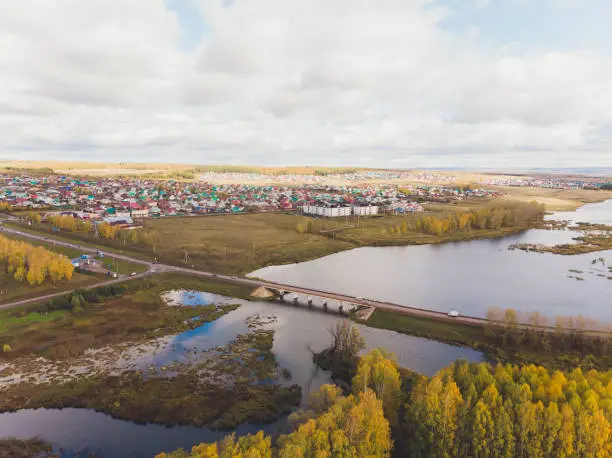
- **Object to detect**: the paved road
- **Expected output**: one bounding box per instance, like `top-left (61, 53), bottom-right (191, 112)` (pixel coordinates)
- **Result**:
top-left (2, 223), bottom-right (611, 335)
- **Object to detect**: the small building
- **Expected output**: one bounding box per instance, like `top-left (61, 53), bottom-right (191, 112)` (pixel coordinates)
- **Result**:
top-left (352, 206), bottom-right (379, 216)
top-left (131, 208), bottom-right (149, 219)
top-left (301, 205), bottom-right (351, 218)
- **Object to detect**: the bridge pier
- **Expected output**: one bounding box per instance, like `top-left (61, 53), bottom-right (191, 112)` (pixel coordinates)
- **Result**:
top-left (339, 304), bottom-right (344, 315)
top-left (293, 297), bottom-right (299, 306)
top-left (323, 302), bottom-right (328, 312)
top-left (307, 296), bottom-right (313, 308)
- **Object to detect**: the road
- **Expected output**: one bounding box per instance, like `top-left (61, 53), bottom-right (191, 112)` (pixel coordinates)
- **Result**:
top-left (2, 222), bottom-right (611, 335)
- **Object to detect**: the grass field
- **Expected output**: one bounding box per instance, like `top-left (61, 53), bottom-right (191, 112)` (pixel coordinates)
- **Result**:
top-left (5, 189), bottom-right (607, 276)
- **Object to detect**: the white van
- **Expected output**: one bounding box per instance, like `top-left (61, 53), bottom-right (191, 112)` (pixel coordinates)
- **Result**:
top-left (448, 310), bottom-right (459, 317)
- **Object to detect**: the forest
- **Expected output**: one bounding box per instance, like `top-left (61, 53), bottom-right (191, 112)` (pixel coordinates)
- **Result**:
top-left (415, 201), bottom-right (546, 236)
top-left (156, 324), bottom-right (612, 457)
top-left (404, 360), bottom-right (611, 457)
top-left (0, 234), bottom-right (74, 285)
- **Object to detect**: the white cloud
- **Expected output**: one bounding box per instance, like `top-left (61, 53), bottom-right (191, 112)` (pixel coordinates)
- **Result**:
top-left (0, 0), bottom-right (610, 167)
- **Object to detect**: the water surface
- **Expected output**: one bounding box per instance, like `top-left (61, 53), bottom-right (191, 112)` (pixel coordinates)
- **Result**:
top-left (0, 295), bottom-right (482, 457)
top-left (251, 200), bottom-right (612, 321)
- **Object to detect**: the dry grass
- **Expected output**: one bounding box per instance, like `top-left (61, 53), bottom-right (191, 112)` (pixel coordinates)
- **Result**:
top-left (493, 187), bottom-right (612, 211)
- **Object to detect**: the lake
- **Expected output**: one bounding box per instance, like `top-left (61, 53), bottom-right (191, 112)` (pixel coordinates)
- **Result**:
top-left (251, 200), bottom-right (612, 321)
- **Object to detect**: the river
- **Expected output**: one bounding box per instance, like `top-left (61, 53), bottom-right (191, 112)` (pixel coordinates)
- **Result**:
top-left (251, 199), bottom-right (612, 321)
top-left (0, 293), bottom-right (482, 457)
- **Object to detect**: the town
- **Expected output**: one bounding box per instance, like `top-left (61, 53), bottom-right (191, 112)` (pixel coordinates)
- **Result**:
top-left (0, 171), bottom-right (511, 223)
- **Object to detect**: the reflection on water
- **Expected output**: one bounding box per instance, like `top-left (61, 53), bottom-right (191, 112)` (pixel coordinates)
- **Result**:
top-left (0, 295), bottom-right (483, 457)
top-left (251, 200), bottom-right (612, 321)
top-left (0, 408), bottom-right (285, 458)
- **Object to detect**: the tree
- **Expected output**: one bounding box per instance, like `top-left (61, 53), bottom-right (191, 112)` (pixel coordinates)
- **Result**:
top-left (402, 360), bottom-right (612, 458)
top-left (314, 321), bottom-right (365, 382)
top-left (155, 431), bottom-right (272, 458)
top-left (278, 388), bottom-right (392, 458)
top-left (353, 349), bottom-right (402, 425)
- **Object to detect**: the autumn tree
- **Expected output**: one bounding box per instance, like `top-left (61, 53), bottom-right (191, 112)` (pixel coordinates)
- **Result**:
top-left (353, 348), bottom-right (402, 425)
top-left (0, 234), bottom-right (74, 285)
top-left (402, 360), bottom-right (612, 458)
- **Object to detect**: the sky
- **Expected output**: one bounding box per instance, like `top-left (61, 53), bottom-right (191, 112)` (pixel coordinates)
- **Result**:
top-left (0, 0), bottom-right (611, 168)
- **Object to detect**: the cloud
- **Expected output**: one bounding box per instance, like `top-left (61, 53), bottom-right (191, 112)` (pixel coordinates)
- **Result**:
top-left (0, 0), bottom-right (610, 167)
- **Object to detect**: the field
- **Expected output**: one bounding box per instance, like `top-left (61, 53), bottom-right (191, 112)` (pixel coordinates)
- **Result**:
top-left (497, 187), bottom-right (612, 210)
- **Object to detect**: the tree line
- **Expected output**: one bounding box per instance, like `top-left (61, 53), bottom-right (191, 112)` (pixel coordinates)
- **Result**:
top-left (44, 215), bottom-right (162, 253)
top-left (0, 235), bottom-right (74, 285)
top-left (485, 307), bottom-right (612, 366)
top-left (416, 201), bottom-right (546, 236)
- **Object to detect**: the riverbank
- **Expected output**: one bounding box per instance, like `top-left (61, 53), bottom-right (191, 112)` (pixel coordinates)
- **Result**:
top-left (508, 221), bottom-right (612, 256)
top-left (361, 308), bottom-right (612, 370)
top-left (0, 438), bottom-right (55, 458)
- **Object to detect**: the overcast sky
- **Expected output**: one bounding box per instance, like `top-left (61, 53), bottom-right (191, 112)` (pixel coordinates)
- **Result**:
top-left (1, 0), bottom-right (611, 168)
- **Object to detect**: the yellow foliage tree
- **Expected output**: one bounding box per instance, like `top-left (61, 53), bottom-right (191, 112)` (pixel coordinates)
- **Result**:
top-left (0, 234), bottom-right (74, 285)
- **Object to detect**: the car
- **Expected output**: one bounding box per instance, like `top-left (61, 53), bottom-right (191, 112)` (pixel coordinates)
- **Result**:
top-left (130, 272), bottom-right (137, 276)
top-left (448, 310), bottom-right (459, 317)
